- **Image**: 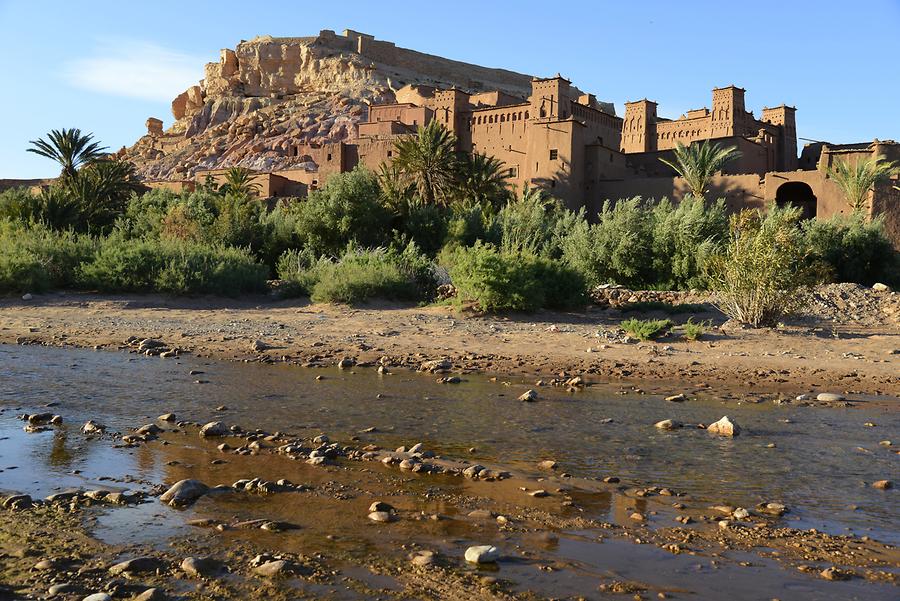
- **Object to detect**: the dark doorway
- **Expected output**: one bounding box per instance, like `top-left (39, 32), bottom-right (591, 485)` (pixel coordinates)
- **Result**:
top-left (775, 182), bottom-right (817, 220)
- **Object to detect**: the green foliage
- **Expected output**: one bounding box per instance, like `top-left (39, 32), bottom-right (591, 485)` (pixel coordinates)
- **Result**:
top-left (445, 242), bottom-right (585, 312)
top-left (391, 120), bottom-right (459, 205)
top-left (497, 187), bottom-right (580, 257)
top-left (80, 235), bottom-right (267, 295)
top-left (681, 318), bottom-right (708, 341)
top-left (659, 140), bottom-right (741, 199)
top-left (454, 152), bottom-right (511, 213)
top-left (560, 197), bottom-right (655, 288)
top-left (0, 221), bottom-right (95, 293)
top-left (706, 206), bottom-right (813, 327)
top-left (27, 128), bottom-right (107, 180)
top-left (278, 243), bottom-right (435, 304)
top-left (802, 213), bottom-right (900, 286)
top-left (620, 318), bottom-right (673, 340)
top-left (650, 196), bottom-right (727, 289)
top-left (218, 167), bottom-right (261, 198)
top-left (289, 167), bottom-right (392, 257)
top-left (826, 157), bottom-right (898, 212)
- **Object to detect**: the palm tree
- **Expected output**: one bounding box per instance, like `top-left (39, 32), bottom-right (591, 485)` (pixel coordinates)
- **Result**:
top-left (455, 152), bottom-right (511, 213)
top-left (659, 140), bottom-right (741, 200)
top-left (27, 128), bottom-right (108, 180)
top-left (376, 162), bottom-right (415, 215)
top-left (392, 120), bottom-right (458, 205)
top-left (218, 167), bottom-right (261, 198)
top-left (63, 159), bottom-right (144, 232)
top-left (826, 156), bottom-right (897, 213)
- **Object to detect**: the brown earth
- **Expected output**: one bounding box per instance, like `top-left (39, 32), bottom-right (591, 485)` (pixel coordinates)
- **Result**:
top-left (1, 284), bottom-right (898, 399)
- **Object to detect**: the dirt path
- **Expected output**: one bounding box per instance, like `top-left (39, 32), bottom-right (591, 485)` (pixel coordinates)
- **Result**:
top-left (1, 289), bottom-right (898, 398)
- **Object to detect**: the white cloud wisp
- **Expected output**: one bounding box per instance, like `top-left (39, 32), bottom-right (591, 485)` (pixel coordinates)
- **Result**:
top-left (63, 40), bottom-right (203, 102)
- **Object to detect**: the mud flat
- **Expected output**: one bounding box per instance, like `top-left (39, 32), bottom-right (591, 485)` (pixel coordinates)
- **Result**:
top-left (0, 344), bottom-right (897, 600)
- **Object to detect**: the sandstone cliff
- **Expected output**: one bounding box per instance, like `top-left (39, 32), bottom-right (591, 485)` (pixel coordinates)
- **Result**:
top-left (124, 29), bottom-right (579, 181)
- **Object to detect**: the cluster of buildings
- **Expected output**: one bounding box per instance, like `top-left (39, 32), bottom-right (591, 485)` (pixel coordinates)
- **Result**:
top-left (148, 30), bottom-right (899, 243)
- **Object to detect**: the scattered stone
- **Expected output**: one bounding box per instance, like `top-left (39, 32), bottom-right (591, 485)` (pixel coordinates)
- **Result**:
top-left (816, 393), bottom-right (846, 402)
top-left (133, 589), bottom-right (167, 601)
top-left (199, 421), bottom-right (228, 437)
top-left (337, 356), bottom-right (356, 369)
top-left (80, 420), bottom-right (106, 435)
top-left (158, 413), bottom-right (176, 422)
top-left (410, 550), bottom-right (436, 567)
top-left (368, 511), bottom-right (394, 523)
top-left (528, 489), bottom-right (549, 498)
top-left (467, 509), bottom-right (494, 519)
top-left (159, 479), bottom-right (209, 507)
top-left (48, 583), bottom-right (76, 596)
top-left (21, 293), bottom-right (33, 301)
top-left (654, 419), bottom-right (682, 430)
top-left (254, 559), bottom-right (293, 577)
top-left (664, 394), bottom-right (686, 402)
top-left (419, 359), bottom-right (451, 373)
top-left (180, 556), bottom-right (224, 578)
top-left (2, 494), bottom-right (33, 510)
top-left (82, 594), bottom-right (112, 601)
top-left (820, 566), bottom-right (853, 581)
top-left (252, 339), bottom-right (272, 352)
top-left (368, 501), bottom-right (393, 513)
top-left (108, 556), bottom-right (164, 576)
top-left (538, 460), bottom-right (558, 470)
top-left (464, 545), bottom-right (499, 564)
top-left (518, 389), bottom-right (538, 402)
top-left (872, 282), bottom-right (890, 292)
top-left (872, 480), bottom-right (892, 490)
top-left (707, 415), bottom-right (741, 437)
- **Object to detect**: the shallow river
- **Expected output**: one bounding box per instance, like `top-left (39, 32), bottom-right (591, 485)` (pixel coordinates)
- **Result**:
top-left (0, 344), bottom-right (897, 600)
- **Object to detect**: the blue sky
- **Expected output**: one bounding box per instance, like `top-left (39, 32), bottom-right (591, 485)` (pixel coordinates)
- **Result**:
top-left (1, 0), bottom-right (898, 178)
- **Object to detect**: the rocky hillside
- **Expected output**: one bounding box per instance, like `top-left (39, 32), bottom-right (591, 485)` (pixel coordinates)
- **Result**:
top-left (122, 29), bottom-right (571, 181)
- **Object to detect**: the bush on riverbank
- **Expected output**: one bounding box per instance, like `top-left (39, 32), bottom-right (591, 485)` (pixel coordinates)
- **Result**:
top-left (81, 235), bottom-right (268, 295)
top-left (0, 221), bottom-right (95, 293)
top-left (277, 243), bottom-right (436, 304)
top-left (443, 242), bottom-right (586, 311)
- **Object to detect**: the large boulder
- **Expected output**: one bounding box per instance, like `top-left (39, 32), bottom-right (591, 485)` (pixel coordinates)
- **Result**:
top-left (707, 415), bottom-right (741, 437)
top-left (159, 479), bottom-right (209, 507)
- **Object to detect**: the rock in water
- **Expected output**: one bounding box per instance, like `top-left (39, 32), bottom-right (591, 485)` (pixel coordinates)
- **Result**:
top-left (160, 479), bottom-right (209, 507)
top-left (707, 416), bottom-right (741, 437)
top-left (465, 545), bottom-right (499, 564)
top-left (199, 421), bottom-right (227, 437)
top-left (872, 480), bottom-right (892, 489)
top-left (654, 419), bottom-right (682, 430)
top-left (816, 392), bottom-right (846, 402)
top-left (518, 389), bottom-right (538, 402)
top-left (81, 420), bottom-right (106, 434)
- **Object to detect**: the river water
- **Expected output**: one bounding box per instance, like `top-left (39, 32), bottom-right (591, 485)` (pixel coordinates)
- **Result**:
top-left (0, 344), bottom-right (897, 599)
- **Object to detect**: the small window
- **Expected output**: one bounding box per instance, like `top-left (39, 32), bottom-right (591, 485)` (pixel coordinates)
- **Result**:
top-left (327, 153), bottom-right (332, 161)
top-left (508, 167), bottom-right (518, 178)
top-left (312, 179), bottom-right (318, 186)
top-left (549, 149), bottom-right (559, 161)
top-left (387, 150), bottom-right (393, 157)
top-left (550, 179), bottom-right (556, 188)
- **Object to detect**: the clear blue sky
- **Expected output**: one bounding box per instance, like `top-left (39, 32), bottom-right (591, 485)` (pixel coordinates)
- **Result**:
top-left (1, 0), bottom-right (898, 178)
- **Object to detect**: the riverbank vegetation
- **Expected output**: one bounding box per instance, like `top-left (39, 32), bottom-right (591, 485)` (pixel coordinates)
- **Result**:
top-left (1, 126), bottom-right (898, 325)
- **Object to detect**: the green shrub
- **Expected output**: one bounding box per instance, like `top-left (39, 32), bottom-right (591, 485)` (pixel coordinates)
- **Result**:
top-left (394, 203), bottom-right (449, 257)
top-left (0, 221), bottom-right (95, 293)
top-left (681, 318), bottom-right (708, 341)
top-left (446, 242), bottom-right (585, 312)
top-left (560, 197), bottom-right (655, 288)
top-left (278, 243), bottom-right (436, 304)
top-left (81, 235), bottom-right (267, 295)
top-left (289, 167), bottom-right (392, 257)
top-left (620, 317), bottom-right (673, 340)
top-left (497, 187), bottom-right (580, 257)
top-left (802, 214), bottom-right (899, 286)
top-left (650, 197), bottom-right (727, 289)
top-left (706, 206), bottom-right (812, 327)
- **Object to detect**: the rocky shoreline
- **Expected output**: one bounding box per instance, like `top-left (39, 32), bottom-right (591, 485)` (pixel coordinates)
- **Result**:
top-left (2, 403), bottom-right (898, 600)
top-left (1, 285), bottom-right (898, 400)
